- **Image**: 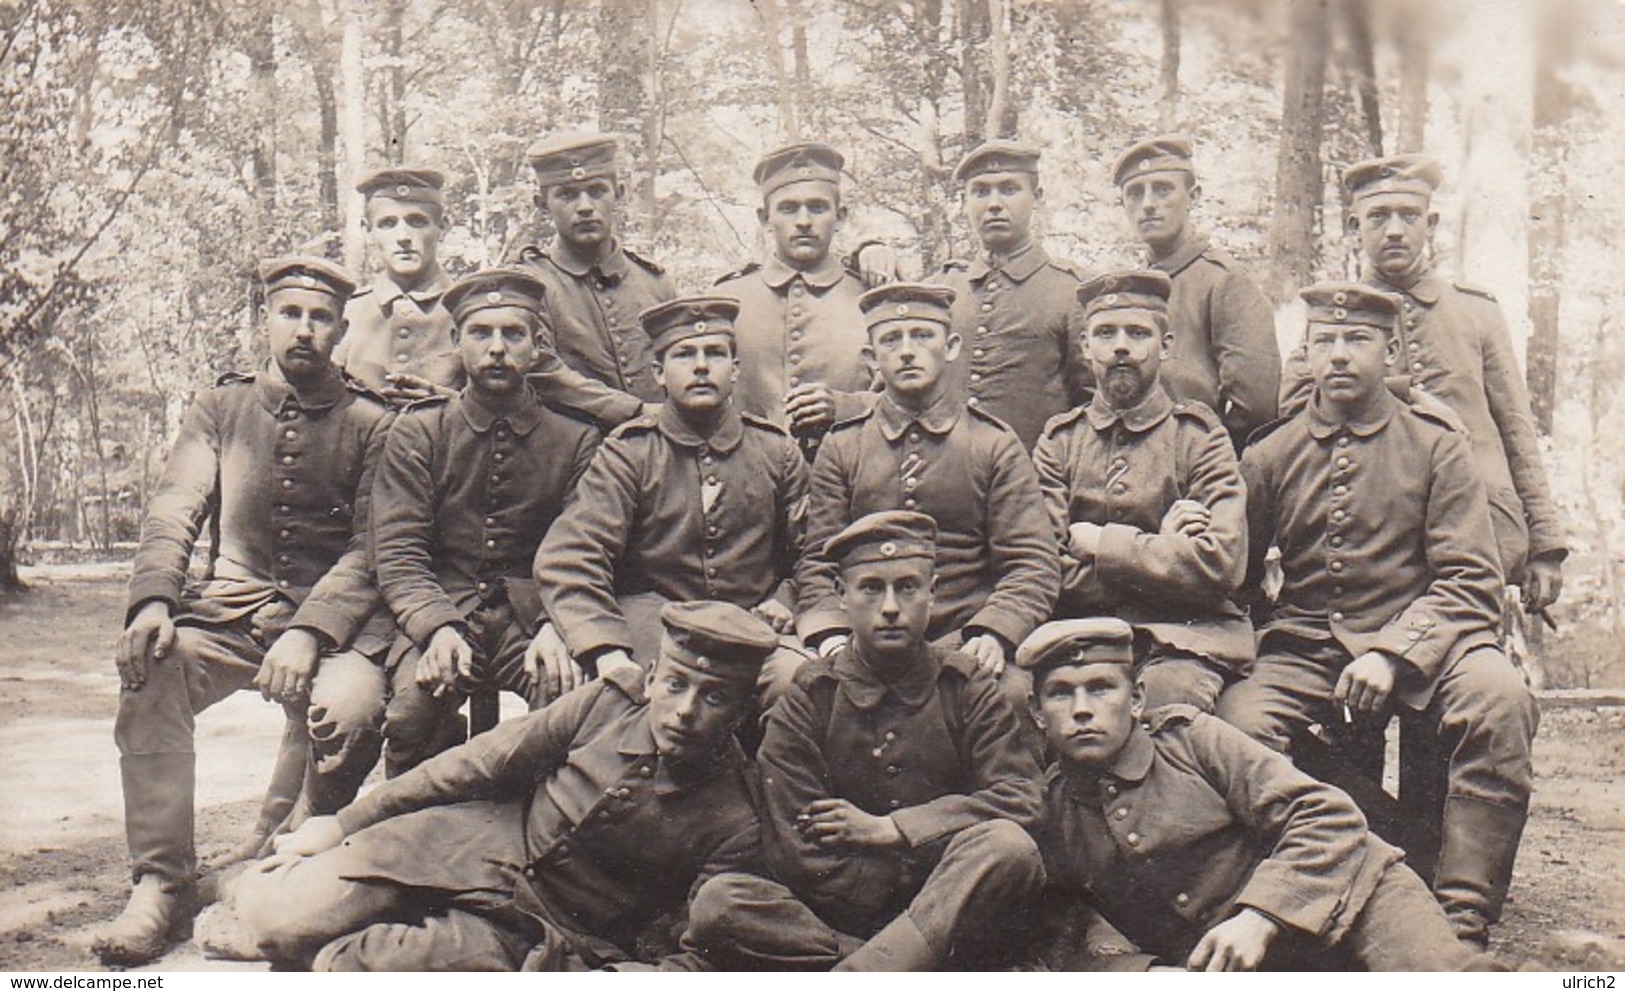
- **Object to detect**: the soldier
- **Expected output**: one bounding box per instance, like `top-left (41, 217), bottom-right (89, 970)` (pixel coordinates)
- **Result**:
top-left (686, 512), bottom-right (1044, 971)
top-left (534, 295), bottom-right (809, 699)
top-left (1217, 283), bottom-right (1539, 949)
top-left (517, 130), bottom-right (677, 427)
top-left (233, 601), bottom-right (777, 971)
top-left (714, 141), bottom-right (877, 456)
top-left (1033, 270), bottom-right (1251, 712)
top-left (796, 283), bottom-right (1059, 707)
top-left (1280, 155), bottom-right (1565, 608)
top-left (1111, 135), bottom-right (1280, 451)
top-left (370, 268), bottom-right (602, 776)
top-left (93, 258), bottom-right (391, 965)
top-left (1019, 618), bottom-right (1479, 972)
top-left (336, 167), bottom-right (463, 403)
top-left (930, 139), bottom-right (1092, 451)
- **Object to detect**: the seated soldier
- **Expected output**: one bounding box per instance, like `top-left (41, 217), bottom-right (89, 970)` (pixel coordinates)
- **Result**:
top-left (94, 258), bottom-right (390, 965)
top-left (535, 295), bottom-right (809, 701)
top-left (797, 283), bottom-right (1059, 711)
top-left (1217, 283), bottom-right (1538, 949)
top-left (1019, 617), bottom-right (1480, 972)
top-left (371, 268), bottom-right (602, 776)
top-left (687, 511), bottom-right (1045, 971)
top-left (232, 601), bottom-right (778, 971)
top-left (1034, 269), bottom-right (1251, 712)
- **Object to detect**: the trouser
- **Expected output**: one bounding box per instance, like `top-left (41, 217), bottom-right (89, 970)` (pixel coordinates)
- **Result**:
top-left (685, 819), bottom-right (1044, 970)
top-left (113, 610), bottom-right (386, 890)
top-left (1135, 646), bottom-right (1227, 713)
top-left (384, 601), bottom-right (544, 777)
top-left (1215, 636), bottom-right (1538, 941)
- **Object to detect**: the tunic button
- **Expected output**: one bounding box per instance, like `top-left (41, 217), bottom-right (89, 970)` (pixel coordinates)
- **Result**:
top-left (790, 307), bottom-right (805, 318)
top-left (485, 538), bottom-right (496, 549)
top-left (1330, 535), bottom-right (1344, 547)
top-left (789, 353), bottom-right (802, 364)
top-left (707, 475), bottom-right (719, 485)
top-left (909, 432), bottom-right (921, 443)
top-left (485, 516), bottom-right (497, 527)
top-left (639, 765), bottom-right (654, 778)
top-left (278, 504), bottom-right (291, 515)
top-left (885, 731), bottom-right (896, 741)
top-left (788, 375), bottom-right (801, 387)
top-left (886, 765), bottom-right (901, 776)
top-left (1125, 832), bottom-right (1140, 847)
top-left (1332, 510), bottom-right (1347, 522)
top-left (278, 529), bottom-right (291, 540)
top-left (282, 409), bottom-right (298, 421)
top-left (980, 303), bottom-right (993, 313)
top-left (284, 429), bottom-right (297, 440)
top-left (904, 478), bottom-right (917, 491)
top-left (1335, 457), bottom-right (1350, 469)
top-left (477, 581), bottom-right (490, 594)
top-left (889, 799), bottom-right (902, 809)
top-left (1330, 560), bottom-right (1344, 573)
top-left (277, 555), bottom-right (290, 566)
top-left (1337, 436), bottom-right (1351, 448)
top-left (1114, 807), bottom-right (1128, 820)
top-left (1176, 893), bottom-right (1190, 907)
top-left (281, 479), bottom-right (294, 490)
top-left (398, 327), bottom-right (410, 338)
top-left (1412, 361), bottom-right (1424, 372)
top-left (1408, 342), bottom-right (1420, 352)
top-left (707, 525), bottom-right (719, 537)
top-left (967, 397), bottom-right (981, 408)
top-left (1331, 612), bottom-right (1345, 623)
top-left (395, 353), bottom-right (408, 363)
top-left (1333, 485), bottom-right (1347, 496)
top-left (904, 498), bottom-right (918, 509)
top-left (1105, 784), bottom-right (1118, 797)
top-left (790, 330), bottom-right (803, 341)
top-left (972, 349), bottom-right (985, 358)
top-left (278, 579), bottom-right (290, 589)
top-left (1111, 483), bottom-right (1127, 495)
top-left (976, 325), bottom-right (988, 335)
top-left (705, 547), bottom-right (715, 557)
top-left (494, 452), bottom-right (505, 463)
top-left (791, 284), bottom-right (804, 297)
top-left (281, 454), bottom-right (294, 465)
top-left (702, 455), bottom-right (715, 466)
top-left (707, 566), bottom-right (717, 578)
top-left (490, 474), bottom-right (501, 484)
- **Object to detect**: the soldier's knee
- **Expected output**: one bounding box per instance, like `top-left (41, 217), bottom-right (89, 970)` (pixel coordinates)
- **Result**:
top-left (1444, 648), bottom-right (1539, 737)
top-left (310, 653), bottom-right (386, 738)
top-left (756, 647), bottom-right (808, 712)
top-left (1137, 657), bottom-right (1224, 713)
top-left (960, 819), bottom-right (1043, 881)
top-left (1214, 686), bottom-right (1288, 751)
top-left (686, 872), bottom-right (760, 947)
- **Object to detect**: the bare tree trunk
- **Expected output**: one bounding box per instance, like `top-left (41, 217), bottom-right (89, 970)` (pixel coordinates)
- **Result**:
top-left (305, 37), bottom-right (342, 244)
top-left (1267, 0), bottom-right (1330, 303)
top-left (597, 0), bottom-right (659, 235)
top-left (243, 7), bottom-right (278, 225)
top-left (755, 0), bottom-right (799, 139)
top-left (0, 507), bottom-right (22, 592)
top-left (987, 0), bottom-right (1015, 137)
top-left (1158, 0), bottom-right (1181, 130)
top-left (1341, 0), bottom-right (1383, 156)
top-left (918, 0), bottom-right (950, 272)
top-left (1395, 30), bottom-right (1428, 152)
top-left (959, 0), bottom-right (988, 146)
top-left (790, 2), bottom-right (810, 123)
top-left (381, 0), bottom-right (407, 162)
top-left (1526, 7), bottom-right (1576, 434)
top-left (339, 0), bottom-right (368, 271)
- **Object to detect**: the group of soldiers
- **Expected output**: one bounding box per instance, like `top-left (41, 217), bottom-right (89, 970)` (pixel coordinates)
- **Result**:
top-left (91, 127), bottom-right (1564, 972)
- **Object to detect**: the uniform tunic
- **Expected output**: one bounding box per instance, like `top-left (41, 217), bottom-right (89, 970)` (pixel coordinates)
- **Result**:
top-left (336, 271), bottom-right (463, 395)
top-left (518, 239), bottom-right (676, 425)
top-left (536, 404), bottom-right (808, 663)
top-left (796, 394), bottom-right (1059, 650)
top-left (931, 244), bottom-right (1092, 450)
top-left (713, 254), bottom-right (877, 447)
top-left (1279, 272), bottom-right (1567, 581)
top-left (1147, 234), bottom-right (1280, 449)
top-left (1032, 388), bottom-right (1253, 676)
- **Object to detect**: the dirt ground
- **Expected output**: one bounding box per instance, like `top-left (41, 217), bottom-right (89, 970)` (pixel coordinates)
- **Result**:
top-left (1, 573), bottom-right (1622, 972)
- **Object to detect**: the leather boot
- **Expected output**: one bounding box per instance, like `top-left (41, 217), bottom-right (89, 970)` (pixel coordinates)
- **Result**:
top-left (217, 710), bottom-right (309, 868)
top-left (1434, 795), bottom-right (1528, 949)
top-left (92, 753), bottom-right (197, 965)
top-left (833, 914), bottom-right (938, 972)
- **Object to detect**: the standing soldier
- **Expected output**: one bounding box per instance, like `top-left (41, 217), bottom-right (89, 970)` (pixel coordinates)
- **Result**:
top-left (337, 167), bottom-right (463, 403)
top-left (518, 130), bottom-right (677, 427)
top-left (1219, 284), bottom-right (1538, 949)
top-left (797, 283), bottom-right (1059, 708)
top-left (687, 512), bottom-right (1044, 971)
top-left (714, 141), bottom-right (877, 457)
top-left (370, 269), bottom-right (602, 776)
top-left (931, 140), bottom-right (1092, 451)
top-left (1111, 135), bottom-right (1280, 451)
top-left (1033, 270), bottom-right (1252, 713)
top-left (93, 258), bottom-right (391, 966)
top-left (1280, 155), bottom-right (1566, 613)
top-left (535, 295), bottom-right (810, 700)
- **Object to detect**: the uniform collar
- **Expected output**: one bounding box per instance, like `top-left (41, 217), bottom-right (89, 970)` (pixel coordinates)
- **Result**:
top-left (656, 402), bottom-right (745, 453)
top-left (545, 238), bottom-right (629, 281)
top-left (1146, 231), bottom-right (1210, 278)
top-left (1085, 386), bottom-right (1174, 434)
top-left (370, 269), bottom-right (452, 310)
top-left (458, 387), bottom-right (545, 437)
top-left (875, 392), bottom-right (961, 441)
top-left (614, 713), bottom-right (740, 797)
top-left (257, 359), bottom-right (347, 414)
top-left (834, 643), bottom-right (942, 711)
top-left (762, 252), bottom-right (845, 291)
top-left (1053, 723), bottom-right (1155, 805)
top-left (1368, 269), bottom-right (1443, 306)
top-left (1106, 723), bottom-right (1156, 783)
top-left (1307, 388), bottom-right (1399, 439)
top-left (970, 241), bottom-right (1049, 284)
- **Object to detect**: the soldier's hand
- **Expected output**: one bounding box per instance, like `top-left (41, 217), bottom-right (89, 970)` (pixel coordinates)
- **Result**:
top-left (1186, 908), bottom-right (1279, 971)
top-left (854, 243), bottom-right (900, 289)
top-left (270, 815), bottom-right (346, 858)
top-left (117, 600), bottom-right (175, 691)
top-left (1161, 499), bottom-right (1211, 537)
top-left (418, 626), bottom-right (474, 697)
top-left (1333, 651), bottom-right (1398, 715)
top-left (962, 633), bottom-right (1007, 677)
top-left (797, 798), bottom-right (906, 850)
top-left (1068, 521), bottom-right (1104, 560)
top-left (254, 628), bottom-right (320, 703)
top-left (594, 649), bottom-right (640, 686)
top-left (382, 372), bottom-right (437, 403)
top-left (1523, 556), bottom-right (1563, 614)
top-left (525, 622), bottom-right (581, 700)
top-left (752, 598), bottom-right (795, 635)
top-left (785, 383), bottom-right (838, 433)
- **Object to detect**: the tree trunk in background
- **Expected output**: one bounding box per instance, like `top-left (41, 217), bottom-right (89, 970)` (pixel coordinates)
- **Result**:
top-left (300, 15), bottom-right (342, 247)
top-left (243, 7), bottom-right (277, 226)
top-left (1340, 0), bottom-right (1382, 156)
top-left (987, 0), bottom-right (1015, 137)
top-left (1526, 7), bottom-right (1576, 435)
top-left (960, 0), bottom-right (988, 147)
top-left (597, 0), bottom-right (656, 234)
top-left (1158, 0), bottom-right (1180, 131)
top-left (339, 0), bottom-right (368, 272)
top-left (917, 0), bottom-right (950, 273)
top-left (380, 0), bottom-right (408, 163)
top-left (0, 507), bottom-right (22, 592)
top-left (756, 0), bottom-right (799, 140)
top-left (1395, 27), bottom-right (1428, 153)
top-left (1266, 0), bottom-right (1329, 303)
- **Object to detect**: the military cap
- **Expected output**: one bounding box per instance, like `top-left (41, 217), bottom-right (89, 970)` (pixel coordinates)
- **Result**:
top-left (1300, 281), bottom-right (1400, 332)
top-left (443, 267), bottom-right (548, 326)
top-left (258, 256), bottom-right (356, 303)
top-left (1076, 269), bottom-right (1173, 322)
top-left (355, 166), bottom-right (446, 208)
top-left (857, 282), bottom-right (956, 333)
top-left (825, 510), bottom-right (938, 569)
top-left (953, 139), bottom-right (1042, 182)
top-left (526, 130), bottom-right (620, 188)
top-left (640, 294), bottom-right (740, 355)
top-left (1342, 154), bottom-right (1442, 202)
top-left (1110, 134), bottom-right (1196, 187)
top-left (755, 141), bottom-right (845, 197)
top-left (1015, 617), bottom-right (1135, 673)
top-left (659, 600), bottom-right (779, 685)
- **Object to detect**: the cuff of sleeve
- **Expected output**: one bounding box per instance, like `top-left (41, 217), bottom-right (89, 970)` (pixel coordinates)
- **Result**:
top-left (1368, 622), bottom-right (1444, 683)
top-left (565, 616), bottom-right (635, 660)
top-left (291, 600), bottom-right (362, 651)
top-left (796, 608), bottom-right (849, 644)
top-left (965, 609), bottom-right (1027, 653)
top-left (1093, 523), bottom-right (1142, 584)
top-left (403, 602), bottom-right (470, 648)
top-left (888, 807), bottom-right (946, 848)
top-left (126, 580), bottom-right (182, 624)
top-left (1233, 865), bottom-right (1338, 937)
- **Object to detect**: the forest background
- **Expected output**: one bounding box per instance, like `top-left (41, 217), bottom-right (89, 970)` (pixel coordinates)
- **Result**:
top-left (2, 0), bottom-right (1622, 687)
